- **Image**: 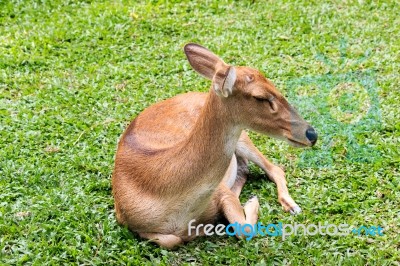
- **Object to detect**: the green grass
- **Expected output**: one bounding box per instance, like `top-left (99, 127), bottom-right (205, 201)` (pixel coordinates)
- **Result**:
top-left (1, 0), bottom-right (399, 265)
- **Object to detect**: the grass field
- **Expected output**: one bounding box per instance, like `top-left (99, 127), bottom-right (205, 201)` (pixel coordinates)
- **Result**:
top-left (1, 0), bottom-right (399, 265)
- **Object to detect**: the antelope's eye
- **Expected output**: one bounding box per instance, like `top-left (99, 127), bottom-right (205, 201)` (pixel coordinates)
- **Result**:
top-left (253, 96), bottom-right (267, 102)
top-left (253, 96), bottom-right (276, 111)
top-left (253, 96), bottom-right (275, 102)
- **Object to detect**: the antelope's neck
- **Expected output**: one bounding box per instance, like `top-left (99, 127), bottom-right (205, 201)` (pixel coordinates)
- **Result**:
top-left (178, 91), bottom-right (242, 179)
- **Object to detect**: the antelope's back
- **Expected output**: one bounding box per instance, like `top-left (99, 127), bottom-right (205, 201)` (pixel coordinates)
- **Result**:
top-left (121, 92), bottom-right (207, 152)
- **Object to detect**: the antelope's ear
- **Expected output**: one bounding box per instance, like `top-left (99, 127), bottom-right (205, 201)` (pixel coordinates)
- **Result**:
top-left (184, 43), bottom-right (236, 97)
top-left (212, 66), bottom-right (236, 98)
top-left (184, 43), bottom-right (226, 80)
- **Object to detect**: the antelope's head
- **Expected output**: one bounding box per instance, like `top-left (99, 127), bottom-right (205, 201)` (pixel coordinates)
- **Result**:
top-left (184, 43), bottom-right (317, 147)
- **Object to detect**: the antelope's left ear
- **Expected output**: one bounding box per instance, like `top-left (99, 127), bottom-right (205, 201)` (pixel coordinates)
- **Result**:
top-left (213, 66), bottom-right (236, 98)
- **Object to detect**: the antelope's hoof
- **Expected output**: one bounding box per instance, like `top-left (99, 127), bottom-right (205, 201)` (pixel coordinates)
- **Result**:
top-left (289, 205), bottom-right (302, 215)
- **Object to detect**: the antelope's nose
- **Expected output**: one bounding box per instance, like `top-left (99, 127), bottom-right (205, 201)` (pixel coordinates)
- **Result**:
top-left (306, 127), bottom-right (318, 146)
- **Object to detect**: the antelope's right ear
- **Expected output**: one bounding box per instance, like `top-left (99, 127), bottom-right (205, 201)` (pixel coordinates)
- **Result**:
top-left (184, 43), bottom-right (226, 80)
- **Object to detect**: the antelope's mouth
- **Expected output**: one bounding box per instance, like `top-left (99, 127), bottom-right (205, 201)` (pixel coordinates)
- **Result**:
top-left (287, 138), bottom-right (309, 147)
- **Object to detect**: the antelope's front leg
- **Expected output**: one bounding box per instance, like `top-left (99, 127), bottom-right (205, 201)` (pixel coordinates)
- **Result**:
top-left (236, 132), bottom-right (301, 215)
top-left (266, 164), bottom-right (301, 214)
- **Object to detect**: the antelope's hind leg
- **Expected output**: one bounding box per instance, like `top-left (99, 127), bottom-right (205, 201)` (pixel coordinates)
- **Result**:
top-left (232, 156), bottom-right (260, 225)
top-left (217, 155), bottom-right (259, 239)
top-left (139, 232), bottom-right (183, 250)
top-left (216, 184), bottom-right (259, 239)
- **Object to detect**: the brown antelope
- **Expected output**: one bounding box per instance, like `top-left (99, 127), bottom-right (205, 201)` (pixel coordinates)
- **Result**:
top-left (112, 43), bottom-right (317, 249)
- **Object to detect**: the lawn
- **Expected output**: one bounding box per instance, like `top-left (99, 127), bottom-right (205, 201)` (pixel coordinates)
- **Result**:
top-left (0, 0), bottom-right (399, 265)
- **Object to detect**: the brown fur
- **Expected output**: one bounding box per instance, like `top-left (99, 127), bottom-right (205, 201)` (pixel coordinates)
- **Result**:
top-left (112, 43), bottom-right (317, 249)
